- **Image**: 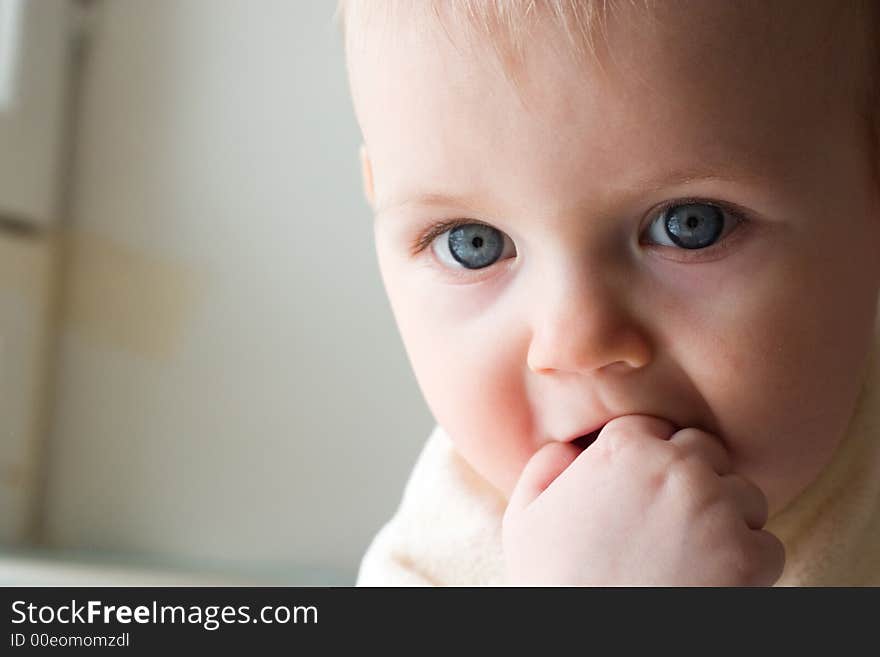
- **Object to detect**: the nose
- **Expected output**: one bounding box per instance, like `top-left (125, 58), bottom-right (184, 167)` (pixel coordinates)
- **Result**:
top-left (526, 262), bottom-right (653, 376)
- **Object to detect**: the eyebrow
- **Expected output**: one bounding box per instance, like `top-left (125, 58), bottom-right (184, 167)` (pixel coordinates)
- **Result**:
top-left (376, 192), bottom-right (486, 217)
top-left (374, 168), bottom-right (773, 217)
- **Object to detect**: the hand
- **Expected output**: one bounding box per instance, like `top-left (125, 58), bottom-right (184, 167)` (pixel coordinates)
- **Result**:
top-left (502, 414), bottom-right (785, 586)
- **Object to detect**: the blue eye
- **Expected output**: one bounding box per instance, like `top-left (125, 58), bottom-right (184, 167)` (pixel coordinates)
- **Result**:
top-left (419, 200), bottom-right (743, 274)
top-left (433, 223), bottom-right (509, 270)
top-left (646, 202), bottom-right (727, 250)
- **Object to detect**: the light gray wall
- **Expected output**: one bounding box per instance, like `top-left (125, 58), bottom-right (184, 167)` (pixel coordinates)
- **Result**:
top-left (40, 0), bottom-right (433, 584)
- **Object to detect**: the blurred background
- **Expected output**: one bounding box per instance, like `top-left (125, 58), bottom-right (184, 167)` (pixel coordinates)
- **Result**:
top-left (0, 0), bottom-right (433, 585)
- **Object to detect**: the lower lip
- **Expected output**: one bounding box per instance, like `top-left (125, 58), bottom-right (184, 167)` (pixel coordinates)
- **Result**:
top-left (572, 428), bottom-right (602, 451)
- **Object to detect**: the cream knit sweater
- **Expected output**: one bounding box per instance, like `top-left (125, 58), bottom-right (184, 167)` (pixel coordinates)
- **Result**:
top-left (357, 312), bottom-right (880, 586)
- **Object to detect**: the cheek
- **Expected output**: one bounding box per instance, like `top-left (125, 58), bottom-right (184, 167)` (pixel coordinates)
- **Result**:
top-left (408, 320), bottom-right (537, 496)
top-left (676, 230), bottom-right (880, 514)
top-left (380, 260), bottom-right (535, 495)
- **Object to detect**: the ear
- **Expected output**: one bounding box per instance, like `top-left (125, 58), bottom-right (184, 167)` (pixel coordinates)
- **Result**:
top-left (359, 144), bottom-right (375, 209)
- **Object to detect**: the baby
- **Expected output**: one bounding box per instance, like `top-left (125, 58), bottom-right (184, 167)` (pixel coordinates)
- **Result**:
top-left (337, 0), bottom-right (880, 585)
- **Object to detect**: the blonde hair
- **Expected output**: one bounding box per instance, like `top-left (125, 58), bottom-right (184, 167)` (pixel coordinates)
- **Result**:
top-left (334, 0), bottom-right (636, 90)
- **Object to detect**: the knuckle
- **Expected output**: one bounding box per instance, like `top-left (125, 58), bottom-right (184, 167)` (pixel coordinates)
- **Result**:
top-left (707, 528), bottom-right (763, 585)
top-left (600, 415), bottom-right (631, 434)
top-left (662, 450), bottom-right (711, 504)
top-left (722, 532), bottom-right (785, 586)
top-left (674, 426), bottom-right (711, 441)
top-left (672, 426), bottom-right (712, 450)
top-left (591, 425), bottom-right (633, 461)
top-left (726, 542), bottom-right (761, 584)
top-left (674, 427), bottom-right (729, 464)
top-left (594, 415), bottom-right (679, 465)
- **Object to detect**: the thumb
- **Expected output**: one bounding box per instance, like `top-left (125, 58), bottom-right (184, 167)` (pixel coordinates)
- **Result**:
top-left (506, 442), bottom-right (582, 515)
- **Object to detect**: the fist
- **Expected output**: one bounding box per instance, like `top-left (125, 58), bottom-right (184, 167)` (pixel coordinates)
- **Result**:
top-left (502, 415), bottom-right (785, 586)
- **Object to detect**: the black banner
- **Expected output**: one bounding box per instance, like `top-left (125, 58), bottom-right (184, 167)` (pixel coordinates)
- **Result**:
top-left (0, 587), bottom-right (872, 652)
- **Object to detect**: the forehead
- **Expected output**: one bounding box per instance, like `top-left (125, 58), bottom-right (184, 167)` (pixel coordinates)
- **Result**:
top-left (348, 1), bottom-right (868, 215)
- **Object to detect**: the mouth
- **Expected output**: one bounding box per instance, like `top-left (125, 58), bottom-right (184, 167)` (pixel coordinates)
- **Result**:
top-left (567, 417), bottom-right (683, 451)
top-left (571, 427), bottom-right (604, 451)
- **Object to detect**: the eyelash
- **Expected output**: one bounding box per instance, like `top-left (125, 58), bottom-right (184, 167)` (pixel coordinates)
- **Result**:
top-left (409, 197), bottom-right (752, 267)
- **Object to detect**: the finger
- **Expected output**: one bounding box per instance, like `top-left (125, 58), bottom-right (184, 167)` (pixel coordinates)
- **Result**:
top-left (668, 427), bottom-right (732, 475)
top-left (601, 414), bottom-right (678, 442)
top-left (747, 529), bottom-right (786, 586)
top-left (721, 473), bottom-right (769, 529)
top-left (506, 441), bottom-right (582, 515)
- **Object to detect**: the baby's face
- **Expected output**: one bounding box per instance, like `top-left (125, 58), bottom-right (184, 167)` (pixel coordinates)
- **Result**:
top-left (349, 2), bottom-right (880, 513)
